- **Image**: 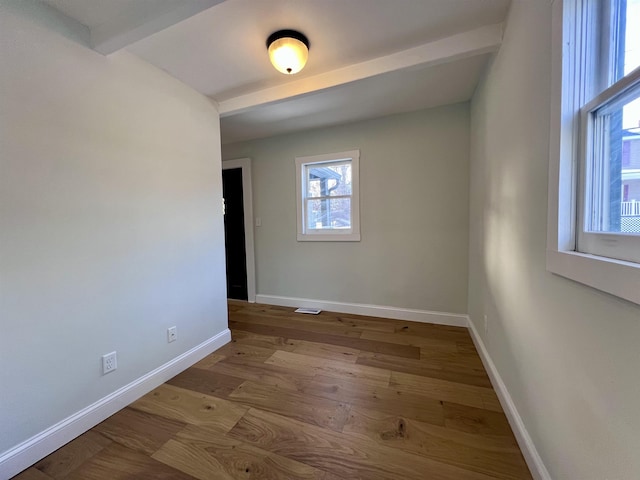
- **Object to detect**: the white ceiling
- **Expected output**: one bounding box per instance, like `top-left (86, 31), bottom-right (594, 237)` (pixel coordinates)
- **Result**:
top-left (42, 0), bottom-right (184, 29)
top-left (126, 0), bottom-right (509, 98)
top-left (38, 0), bottom-right (511, 144)
top-left (220, 53), bottom-right (492, 144)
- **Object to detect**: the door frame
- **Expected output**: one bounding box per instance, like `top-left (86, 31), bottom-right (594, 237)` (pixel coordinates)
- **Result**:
top-left (222, 158), bottom-right (256, 302)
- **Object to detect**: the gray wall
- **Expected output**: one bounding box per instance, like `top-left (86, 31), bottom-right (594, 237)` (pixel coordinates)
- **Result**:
top-left (469, 2), bottom-right (640, 478)
top-left (0, 4), bottom-right (227, 455)
top-left (223, 104), bottom-right (470, 314)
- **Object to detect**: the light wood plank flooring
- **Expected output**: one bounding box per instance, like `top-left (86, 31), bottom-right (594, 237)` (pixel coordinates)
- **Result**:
top-left (13, 302), bottom-right (532, 479)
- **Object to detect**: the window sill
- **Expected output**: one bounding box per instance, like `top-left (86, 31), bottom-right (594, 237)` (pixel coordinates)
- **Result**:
top-left (546, 249), bottom-right (640, 305)
top-left (297, 233), bottom-right (361, 242)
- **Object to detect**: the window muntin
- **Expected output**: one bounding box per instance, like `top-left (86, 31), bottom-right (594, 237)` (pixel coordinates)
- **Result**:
top-left (578, 0), bottom-right (640, 263)
top-left (295, 151), bottom-right (360, 241)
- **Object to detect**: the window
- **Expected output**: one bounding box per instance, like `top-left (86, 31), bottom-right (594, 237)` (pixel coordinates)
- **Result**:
top-left (579, 0), bottom-right (640, 263)
top-left (547, 0), bottom-right (640, 305)
top-left (295, 150), bottom-right (360, 241)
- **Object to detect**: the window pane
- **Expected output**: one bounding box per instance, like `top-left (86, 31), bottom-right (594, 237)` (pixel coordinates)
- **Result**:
top-left (624, 0), bottom-right (640, 75)
top-left (588, 92), bottom-right (640, 233)
top-left (306, 162), bottom-right (352, 197)
top-left (306, 198), bottom-right (351, 230)
top-left (610, 0), bottom-right (640, 84)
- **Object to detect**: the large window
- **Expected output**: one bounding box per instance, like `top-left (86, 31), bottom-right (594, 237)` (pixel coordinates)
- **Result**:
top-left (547, 0), bottom-right (640, 305)
top-left (579, 0), bottom-right (640, 263)
top-left (295, 150), bottom-right (360, 241)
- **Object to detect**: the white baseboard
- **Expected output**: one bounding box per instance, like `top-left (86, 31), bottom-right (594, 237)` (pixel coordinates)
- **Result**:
top-left (467, 319), bottom-right (551, 480)
top-left (0, 329), bottom-right (231, 479)
top-left (255, 294), bottom-right (468, 327)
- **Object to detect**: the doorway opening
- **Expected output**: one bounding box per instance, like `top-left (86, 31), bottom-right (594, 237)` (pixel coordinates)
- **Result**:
top-left (222, 158), bottom-right (256, 302)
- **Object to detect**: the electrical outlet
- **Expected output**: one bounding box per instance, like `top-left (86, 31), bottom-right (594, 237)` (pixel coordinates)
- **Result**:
top-left (167, 326), bottom-right (177, 343)
top-left (483, 315), bottom-right (488, 335)
top-left (102, 351), bottom-right (117, 375)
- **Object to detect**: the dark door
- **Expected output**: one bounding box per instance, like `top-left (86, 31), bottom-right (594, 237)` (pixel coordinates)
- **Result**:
top-left (222, 168), bottom-right (248, 300)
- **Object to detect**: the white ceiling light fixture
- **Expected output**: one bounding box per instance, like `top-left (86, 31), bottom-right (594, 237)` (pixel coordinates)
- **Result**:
top-left (267, 30), bottom-right (310, 75)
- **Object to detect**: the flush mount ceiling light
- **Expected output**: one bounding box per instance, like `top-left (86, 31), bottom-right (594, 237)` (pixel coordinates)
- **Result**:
top-left (266, 30), bottom-right (310, 75)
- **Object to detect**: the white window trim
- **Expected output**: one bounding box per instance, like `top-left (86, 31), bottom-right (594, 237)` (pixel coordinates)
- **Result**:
top-left (547, 0), bottom-right (640, 306)
top-left (295, 150), bottom-right (361, 242)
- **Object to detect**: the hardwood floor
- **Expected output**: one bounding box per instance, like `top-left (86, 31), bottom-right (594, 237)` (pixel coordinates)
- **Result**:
top-left (13, 302), bottom-right (532, 479)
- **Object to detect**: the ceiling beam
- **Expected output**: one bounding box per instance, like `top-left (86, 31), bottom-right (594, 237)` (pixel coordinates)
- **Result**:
top-left (217, 23), bottom-right (504, 117)
top-left (92, 0), bottom-right (227, 55)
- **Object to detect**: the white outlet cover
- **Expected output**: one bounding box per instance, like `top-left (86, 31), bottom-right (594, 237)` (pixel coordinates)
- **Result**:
top-left (167, 326), bottom-right (177, 343)
top-left (102, 351), bottom-right (117, 374)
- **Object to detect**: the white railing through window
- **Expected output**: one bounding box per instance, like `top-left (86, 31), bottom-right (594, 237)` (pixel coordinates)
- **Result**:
top-left (621, 200), bottom-right (640, 217)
